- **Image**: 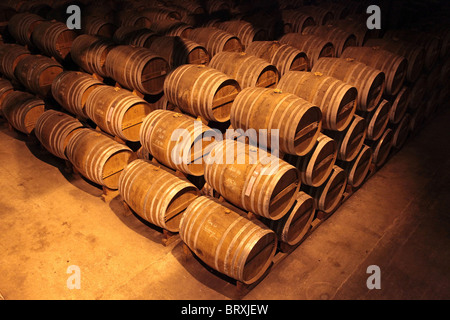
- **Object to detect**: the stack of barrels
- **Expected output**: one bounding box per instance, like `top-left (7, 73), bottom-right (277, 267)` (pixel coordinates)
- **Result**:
top-left (0, 0), bottom-right (448, 287)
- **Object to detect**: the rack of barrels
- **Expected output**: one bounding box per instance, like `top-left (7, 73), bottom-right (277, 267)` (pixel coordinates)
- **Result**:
top-left (0, 0), bottom-right (449, 292)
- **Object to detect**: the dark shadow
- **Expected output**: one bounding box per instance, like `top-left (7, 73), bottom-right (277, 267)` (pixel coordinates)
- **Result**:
top-left (108, 196), bottom-right (176, 245)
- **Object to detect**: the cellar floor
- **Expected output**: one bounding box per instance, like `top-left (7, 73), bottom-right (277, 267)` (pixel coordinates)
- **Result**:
top-left (0, 108), bottom-right (449, 300)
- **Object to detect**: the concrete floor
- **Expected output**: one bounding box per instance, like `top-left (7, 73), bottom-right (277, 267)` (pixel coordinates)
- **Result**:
top-left (0, 107), bottom-right (449, 300)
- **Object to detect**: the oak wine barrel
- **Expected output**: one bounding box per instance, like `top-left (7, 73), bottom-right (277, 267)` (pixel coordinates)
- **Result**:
top-left (0, 78), bottom-right (13, 115)
top-left (204, 139), bottom-right (300, 220)
top-left (245, 41), bottom-right (309, 76)
top-left (312, 57), bottom-right (385, 112)
top-left (280, 33), bottom-right (335, 68)
top-left (14, 54), bottom-right (63, 99)
top-left (31, 21), bottom-right (77, 61)
top-left (388, 87), bottom-right (410, 124)
top-left (278, 71), bottom-right (357, 131)
top-left (209, 52), bottom-right (279, 89)
top-left (186, 27), bottom-right (243, 57)
top-left (85, 86), bottom-right (154, 142)
top-left (280, 10), bottom-right (316, 33)
top-left (287, 133), bottom-right (337, 187)
top-left (383, 30), bottom-right (441, 71)
top-left (302, 25), bottom-right (357, 57)
top-left (71, 35), bottom-right (115, 78)
top-left (105, 45), bottom-right (169, 95)
top-left (179, 196), bottom-right (277, 284)
top-left (363, 99), bottom-right (391, 141)
top-left (341, 46), bottom-right (407, 96)
top-left (147, 36), bottom-right (209, 68)
top-left (118, 159), bottom-right (199, 232)
top-left (34, 110), bottom-right (84, 160)
top-left (324, 115), bottom-right (367, 162)
top-left (307, 165), bottom-right (347, 214)
top-left (51, 71), bottom-right (105, 119)
top-left (366, 128), bottom-right (393, 167)
top-left (140, 110), bottom-right (216, 176)
top-left (0, 43), bottom-right (30, 80)
top-left (261, 191), bottom-right (315, 246)
top-left (164, 64), bottom-right (241, 122)
top-left (364, 38), bottom-right (425, 83)
top-left (2, 91), bottom-right (45, 134)
top-left (66, 128), bottom-right (136, 189)
top-left (7, 12), bottom-right (45, 47)
top-left (390, 114), bottom-right (410, 149)
top-left (231, 87), bottom-right (322, 156)
top-left (337, 144), bottom-right (373, 188)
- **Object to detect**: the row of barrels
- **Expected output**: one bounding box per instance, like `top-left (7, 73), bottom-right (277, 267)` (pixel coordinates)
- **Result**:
top-left (1, 1), bottom-right (449, 288)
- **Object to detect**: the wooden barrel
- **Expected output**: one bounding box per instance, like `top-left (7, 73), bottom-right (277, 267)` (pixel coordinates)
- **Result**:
top-left (245, 41), bottom-right (309, 76)
top-left (118, 159), bottom-right (199, 232)
top-left (186, 27), bottom-right (243, 57)
top-left (34, 110), bottom-right (84, 160)
top-left (330, 19), bottom-right (370, 46)
top-left (312, 58), bottom-right (385, 112)
top-left (388, 87), bottom-right (410, 124)
top-left (391, 114), bottom-right (410, 149)
top-left (363, 99), bottom-right (391, 141)
top-left (327, 3), bottom-right (351, 19)
top-left (179, 196), bottom-right (277, 284)
top-left (338, 144), bottom-right (372, 188)
top-left (7, 12), bottom-right (45, 47)
top-left (367, 128), bottom-right (393, 167)
top-left (14, 54), bottom-right (63, 99)
top-left (308, 165), bottom-right (347, 214)
top-left (262, 191), bottom-right (315, 246)
top-left (213, 20), bottom-right (267, 48)
top-left (383, 30), bottom-right (441, 71)
top-left (0, 44), bottom-right (30, 80)
top-left (146, 36), bottom-right (209, 68)
top-left (149, 19), bottom-right (193, 37)
top-left (142, 8), bottom-right (182, 21)
top-left (279, 33), bottom-right (335, 68)
top-left (364, 38), bottom-right (425, 83)
top-left (83, 17), bottom-right (117, 38)
top-left (280, 10), bottom-right (316, 33)
top-left (408, 75), bottom-right (426, 110)
top-left (140, 110), bottom-right (216, 176)
top-left (209, 52), bottom-right (279, 89)
top-left (31, 21), bottom-right (77, 61)
top-left (341, 46), bottom-right (407, 96)
top-left (325, 115), bottom-right (367, 162)
top-left (71, 35), bottom-right (115, 78)
top-left (105, 45), bottom-right (169, 95)
top-left (113, 26), bottom-right (146, 43)
top-left (230, 87), bottom-right (322, 156)
top-left (205, 0), bottom-right (230, 14)
top-left (291, 133), bottom-right (337, 187)
top-left (119, 12), bottom-right (152, 28)
top-left (121, 29), bottom-right (159, 47)
top-left (2, 91), bottom-right (45, 134)
top-left (85, 86), bottom-right (154, 142)
top-left (0, 78), bottom-right (13, 115)
top-left (302, 25), bottom-right (357, 57)
top-left (51, 71), bottom-right (105, 119)
top-left (164, 64), bottom-right (241, 122)
top-left (66, 128), bottom-right (135, 189)
top-left (204, 139), bottom-right (300, 220)
top-left (301, 6), bottom-right (334, 25)
top-left (278, 71), bottom-right (357, 131)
